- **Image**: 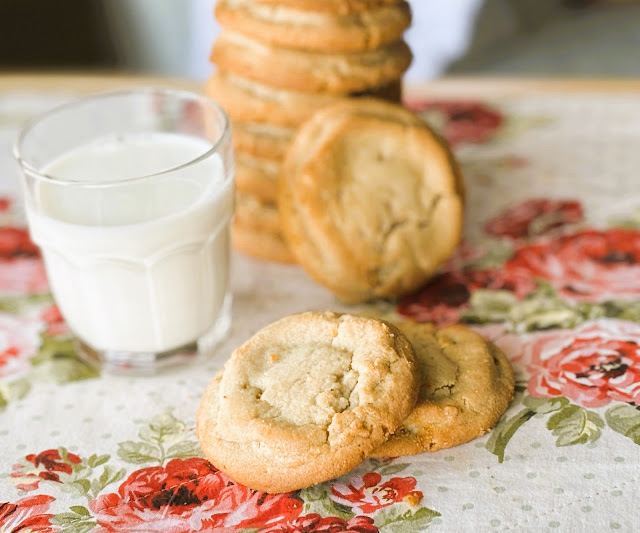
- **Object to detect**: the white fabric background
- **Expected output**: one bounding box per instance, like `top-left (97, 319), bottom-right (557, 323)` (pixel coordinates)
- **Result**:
top-left (101, 0), bottom-right (483, 81)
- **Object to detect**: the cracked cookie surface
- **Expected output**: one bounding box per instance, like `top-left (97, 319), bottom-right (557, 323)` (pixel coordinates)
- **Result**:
top-left (196, 311), bottom-right (419, 493)
top-left (279, 99), bottom-right (465, 303)
top-left (372, 322), bottom-right (515, 457)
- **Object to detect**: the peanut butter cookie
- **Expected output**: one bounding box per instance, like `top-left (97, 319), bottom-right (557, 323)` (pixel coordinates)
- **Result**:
top-left (207, 71), bottom-right (401, 128)
top-left (233, 121), bottom-right (294, 161)
top-left (211, 32), bottom-right (412, 94)
top-left (197, 311), bottom-right (419, 493)
top-left (252, 0), bottom-right (400, 14)
top-left (279, 98), bottom-right (465, 303)
top-left (207, 71), bottom-right (343, 127)
top-left (372, 322), bottom-right (515, 456)
top-left (235, 152), bottom-right (280, 202)
top-left (216, 0), bottom-right (411, 52)
top-left (235, 191), bottom-right (280, 234)
top-left (232, 222), bottom-right (296, 264)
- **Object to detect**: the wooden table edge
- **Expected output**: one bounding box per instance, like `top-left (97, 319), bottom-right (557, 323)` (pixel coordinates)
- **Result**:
top-left (0, 71), bottom-right (201, 93)
top-left (2, 72), bottom-right (640, 97)
top-left (404, 77), bottom-right (640, 98)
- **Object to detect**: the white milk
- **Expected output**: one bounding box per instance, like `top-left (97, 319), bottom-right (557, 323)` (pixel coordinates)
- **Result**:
top-left (26, 133), bottom-right (233, 353)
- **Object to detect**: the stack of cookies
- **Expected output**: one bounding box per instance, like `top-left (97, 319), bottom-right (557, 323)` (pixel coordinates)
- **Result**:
top-left (206, 0), bottom-right (414, 263)
top-left (197, 311), bottom-right (515, 494)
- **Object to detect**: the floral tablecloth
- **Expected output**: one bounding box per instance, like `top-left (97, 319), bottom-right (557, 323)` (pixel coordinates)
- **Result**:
top-left (2, 82), bottom-right (640, 532)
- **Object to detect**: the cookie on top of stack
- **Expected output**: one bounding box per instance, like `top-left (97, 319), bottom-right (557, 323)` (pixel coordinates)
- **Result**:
top-left (207, 0), bottom-right (413, 263)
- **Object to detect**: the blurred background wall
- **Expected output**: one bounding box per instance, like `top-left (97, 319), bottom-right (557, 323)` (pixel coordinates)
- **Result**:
top-left (1, 0), bottom-right (639, 81)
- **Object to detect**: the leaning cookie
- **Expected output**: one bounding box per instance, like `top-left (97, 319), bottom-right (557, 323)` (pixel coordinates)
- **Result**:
top-left (216, 0), bottom-right (411, 52)
top-left (211, 32), bottom-right (412, 94)
top-left (372, 322), bottom-right (515, 456)
top-left (279, 98), bottom-right (465, 303)
top-left (197, 312), bottom-right (420, 493)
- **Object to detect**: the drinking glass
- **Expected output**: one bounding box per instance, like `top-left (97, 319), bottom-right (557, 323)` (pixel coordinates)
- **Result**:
top-left (14, 88), bottom-right (234, 374)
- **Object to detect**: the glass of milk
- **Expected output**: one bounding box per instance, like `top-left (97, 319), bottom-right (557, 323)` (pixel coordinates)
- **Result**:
top-left (14, 89), bottom-right (234, 373)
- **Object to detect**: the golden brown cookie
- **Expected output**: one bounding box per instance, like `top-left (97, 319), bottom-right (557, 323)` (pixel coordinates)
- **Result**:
top-left (216, 0), bottom-right (411, 52)
top-left (207, 71), bottom-right (402, 128)
top-left (211, 32), bottom-right (412, 93)
top-left (233, 121), bottom-right (294, 161)
top-left (235, 191), bottom-right (280, 234)
top-left (279, 98), bottom-right (465, 303)
top-left (232, 222), bottom-right (296, 263)
top-left (235, 152), bottom-right (280, 202)
top-left (252, 0), bottom-right (400, 14)
top-left (197, 311), bottom-right (420, 493)
top-left (372, 323), bottom-right (515, 456)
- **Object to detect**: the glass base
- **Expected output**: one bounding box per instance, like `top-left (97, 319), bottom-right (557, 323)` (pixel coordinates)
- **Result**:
top-left (76, 294), bottom-right (232, 375)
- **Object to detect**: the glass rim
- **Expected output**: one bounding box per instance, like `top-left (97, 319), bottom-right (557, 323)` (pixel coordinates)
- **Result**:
top-left (13, 87), bottom-right (231, 189)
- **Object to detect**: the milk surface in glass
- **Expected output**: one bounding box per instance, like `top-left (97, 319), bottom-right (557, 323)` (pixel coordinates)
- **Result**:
top-left (26, 132), bottom-right (233, 353)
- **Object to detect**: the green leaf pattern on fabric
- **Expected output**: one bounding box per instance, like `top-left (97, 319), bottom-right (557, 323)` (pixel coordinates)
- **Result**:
top-left (463, 284), bottom-right (611, 333)
top-left (117, 441), bottom-right (163, 464)
top-left (486, 408), bottom-right (537, 463)
top-left (117, 412), bottom-right (201, 466)
top-left (50, 504), bottom-right (97, 533)
top-left (605, 404), bottom-right (640, 444)
top-left (299, 483), bottom-right (356, 520)
top-left (547, 406), bottom-right (604, 447)
top-left (375, 505), bottom-right (441, 532)
top-left (0, 293), bottom-right (98, 411)
top-left (487, 396), bottom-right (607, 461)
top-left (31, 336), bottom-right (99, 383)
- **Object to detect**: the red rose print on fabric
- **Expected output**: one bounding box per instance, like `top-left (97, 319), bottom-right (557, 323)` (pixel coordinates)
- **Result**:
top-left (405, 100), bottom-right (503, 145)
top-left (331, 472), bottom-right (423, 514)
top-left (90, 458), bottom-right (302, 532)
top-left (503, 229), bottom-right (640, 302)
top-left (524, 320), bottom-right (640, 408)
top-left (0, 494), bottom-right (56, 533)
top-left (261, 514), bottom-right (379, 533)
top-left (397, 272), bottom-right (472, 325)
top-left (397, 269), bottom-right (535, 325)
top-left (40, 304), bottom-right (69, 337)
top-left (0, 227), bottom-right (39, 258)
top-left (485, 198), bottom-right (584, 240)
top-left (0, 313), bottom-right (41, 379)
top-left (0, 197), bottom-right (11, 212)
top-left (11, 448), bottom-right (81, 491)
top-left (0, 226), bottom-right (48, 294)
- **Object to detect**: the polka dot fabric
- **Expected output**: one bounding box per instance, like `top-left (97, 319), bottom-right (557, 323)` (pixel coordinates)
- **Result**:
top-left (3, 85), bottom-right (640, 530)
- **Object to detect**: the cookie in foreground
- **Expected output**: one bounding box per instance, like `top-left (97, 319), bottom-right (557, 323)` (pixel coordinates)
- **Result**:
top-left (279, 98), bottom-right (465, 303)
top-left (196, 311), bottom-right (419, 493)
top-left (372, 322), bottom-right (515, 457)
